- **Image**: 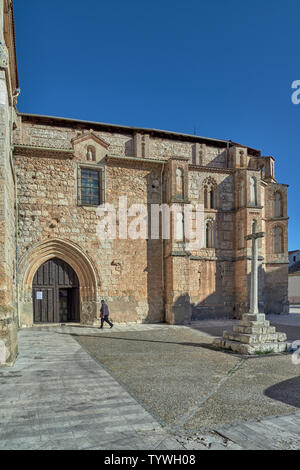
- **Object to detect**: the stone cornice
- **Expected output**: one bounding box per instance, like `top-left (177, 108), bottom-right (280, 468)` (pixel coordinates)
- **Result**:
top-left (106, 154), bottom-right (166, 165)
top-left (264, 260), bottom-right (289, 265)
top-left (264, 217), bottom-right (289, 222)
top-left (189, 165), bottom-right (233, 174)
top-left (170, 156), bottom-right (189, 162)
top-left (13, 144), bottom-right (75, 159)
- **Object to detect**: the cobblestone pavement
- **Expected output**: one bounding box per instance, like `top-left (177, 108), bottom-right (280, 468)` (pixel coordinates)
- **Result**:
top-left (0, 323), bottom-right (300, 450)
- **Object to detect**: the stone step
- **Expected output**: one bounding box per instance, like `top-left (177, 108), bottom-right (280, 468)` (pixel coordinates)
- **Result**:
top-left (213, 338), bottom-right (287, 355)
top-left (239, 320), bottom-right (270, 328)
top-left (242, 313), bottom-right (266, 322)
top-left (233, 325), bottom-right (276, 335)
top-left (223, 331), bottom-right (287, 345)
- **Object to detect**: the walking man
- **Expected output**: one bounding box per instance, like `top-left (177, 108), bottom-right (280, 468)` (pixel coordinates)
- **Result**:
top-left (99, 300), bottom-right (113, 329)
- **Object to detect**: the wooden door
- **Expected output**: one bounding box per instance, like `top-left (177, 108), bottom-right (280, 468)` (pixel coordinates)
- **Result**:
top-left (33, 258), bottom-right (79, 323)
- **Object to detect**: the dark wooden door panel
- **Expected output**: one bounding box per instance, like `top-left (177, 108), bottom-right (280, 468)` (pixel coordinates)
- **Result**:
top-left (33, 288), bottom-right (55, 323)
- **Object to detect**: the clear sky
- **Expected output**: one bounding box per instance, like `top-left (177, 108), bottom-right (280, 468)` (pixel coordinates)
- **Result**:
top-left (14, 0), bottom-right (300, 250)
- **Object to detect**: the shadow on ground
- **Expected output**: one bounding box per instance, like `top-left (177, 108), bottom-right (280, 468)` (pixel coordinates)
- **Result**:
top-left (264, 377), bottom-right (300, 408)
top-left (75, 327), bottom-right (300, 430)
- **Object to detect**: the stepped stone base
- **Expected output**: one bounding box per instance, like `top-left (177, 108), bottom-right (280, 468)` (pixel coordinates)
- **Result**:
top-left (213, 313), bottom-right (287, 355)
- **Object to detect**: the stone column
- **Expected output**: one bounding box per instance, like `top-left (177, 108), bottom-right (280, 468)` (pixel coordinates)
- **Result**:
top-left (246, 229), bottom-right (264, 315)
top-left (250, 234), bottom-right (259, 314)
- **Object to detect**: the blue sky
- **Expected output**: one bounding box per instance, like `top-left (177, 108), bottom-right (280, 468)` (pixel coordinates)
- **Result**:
top-left (14, 0), bottom-right (300, 249)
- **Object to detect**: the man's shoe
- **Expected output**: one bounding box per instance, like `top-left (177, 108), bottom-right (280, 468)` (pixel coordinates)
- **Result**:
top-left (110, 325), bottom-right (114, 329)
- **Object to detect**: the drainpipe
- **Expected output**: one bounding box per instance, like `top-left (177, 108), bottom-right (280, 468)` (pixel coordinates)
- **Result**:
top-left (160, 162), bottom-right (165, 321)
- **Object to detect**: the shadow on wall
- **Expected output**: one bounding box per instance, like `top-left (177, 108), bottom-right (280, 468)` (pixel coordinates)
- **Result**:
top-left (173, 292), bottom-right (234, 322)
top-left (128, 166), bottom-right (289, 323)
top-left (264, 377), bottom-right (300, 408)
top-left (144, 168), bottom-right (165, 323)
top-left (171, 263), bottom-right (289, 323)
top-left (263, 264), bottom-right (289, 315)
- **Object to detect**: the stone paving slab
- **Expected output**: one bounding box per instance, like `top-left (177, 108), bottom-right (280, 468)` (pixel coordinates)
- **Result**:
top-left (216, 412), bottom-right (300, 450)
top-left (1, 325), bottom-right (300, 450)
top-left (76, 326), bottom-right (300, 429)
top-left (0, 329), bottom-right (182, 450)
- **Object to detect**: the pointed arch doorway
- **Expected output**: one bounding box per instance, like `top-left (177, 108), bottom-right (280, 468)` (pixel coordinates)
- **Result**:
top-left (33, 258), bottom-right (80, 323)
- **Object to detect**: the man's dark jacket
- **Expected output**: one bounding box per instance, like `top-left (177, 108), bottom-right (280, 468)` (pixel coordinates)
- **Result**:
top-left (101, 303), bottom-right (109, 317)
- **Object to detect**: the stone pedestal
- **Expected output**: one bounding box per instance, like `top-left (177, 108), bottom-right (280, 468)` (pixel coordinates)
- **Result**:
top-left (213, 313), bottom-right (287, 355)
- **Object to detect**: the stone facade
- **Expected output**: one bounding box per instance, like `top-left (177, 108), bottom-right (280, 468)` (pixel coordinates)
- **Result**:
top-left (12, 113), bottom-right (290, 329)
top-left (0, 2), bottom-right (290, 365)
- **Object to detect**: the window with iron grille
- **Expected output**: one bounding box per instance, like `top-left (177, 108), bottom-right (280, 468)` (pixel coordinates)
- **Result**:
top-left (78, 167), bottom-right (104, 206)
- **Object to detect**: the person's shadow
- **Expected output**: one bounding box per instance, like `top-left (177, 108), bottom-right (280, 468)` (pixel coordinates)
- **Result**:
top-left (264, 377), bottom-right (300, 408)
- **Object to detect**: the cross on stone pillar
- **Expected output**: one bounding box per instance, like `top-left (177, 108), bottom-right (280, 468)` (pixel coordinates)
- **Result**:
top-left (213, 223), bottom-right (287, 354)
top-left (245, 224), bottom-right (265, 315)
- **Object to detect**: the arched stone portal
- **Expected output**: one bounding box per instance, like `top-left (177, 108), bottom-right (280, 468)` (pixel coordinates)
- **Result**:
top-left (18, 238), bottom-right (100, 327)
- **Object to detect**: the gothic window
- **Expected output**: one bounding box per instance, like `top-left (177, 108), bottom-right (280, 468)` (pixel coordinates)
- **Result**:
top-left (79, 168), bottom-right (104, 206)
top-left (87, 146), bottom-right (96, 162)
top-left (274, 192), bottom-right (283, 218)
top-left (250, 177), bottom-right (257, 205)
top-left (260, 165), bottom-right (265, 179)
top-left (205, 219), bottom-right (215, 248)
top-left (203, 178), bottom-right (217, 209)
top-left (273, 226), bottom-right (284, 254)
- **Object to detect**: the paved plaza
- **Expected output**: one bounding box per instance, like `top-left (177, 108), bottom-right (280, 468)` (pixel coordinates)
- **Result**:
top-left (0, 315), bottom-right (300, 450)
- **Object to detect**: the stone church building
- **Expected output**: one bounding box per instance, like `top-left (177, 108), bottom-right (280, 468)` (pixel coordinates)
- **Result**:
top-left (0, 1), bottom-right (289, 365)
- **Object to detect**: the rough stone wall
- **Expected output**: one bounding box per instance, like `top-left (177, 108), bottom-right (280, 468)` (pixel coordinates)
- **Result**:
top-left (0, 0), bottom-right (18, 365)
top-left (15, 153), bottom-right (164, 325)
top-left (0, 69), bottom-right (17, 365)
top-left (99, 159), bottom-right (164, 323)
top-left (263, 182), bottom-right (289, 313)
top-left (18, 120), bottom-right (231, 166)
top-left (187, 169), bottom-right (236, 318)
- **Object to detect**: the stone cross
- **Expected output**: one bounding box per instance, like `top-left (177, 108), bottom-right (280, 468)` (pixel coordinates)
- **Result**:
top-left (245, 224), bottom-right (265, 314)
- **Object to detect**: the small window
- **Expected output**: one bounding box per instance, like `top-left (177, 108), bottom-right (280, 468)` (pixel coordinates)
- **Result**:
top-left (79, 168), bottom-right (102, 206)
